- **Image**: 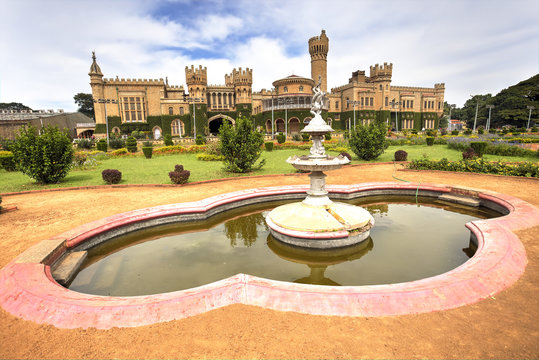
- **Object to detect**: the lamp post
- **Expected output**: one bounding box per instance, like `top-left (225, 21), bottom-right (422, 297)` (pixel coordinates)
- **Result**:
top-left (485, 104), bottom-right (494, 132)
top-left (471, 96), bottom-right (479, 132)
top-left (527, 106), bottom-right (535, 130)
top-left (347, 100), bottom-right (361, 129)
top-left (271, 89), bottom-right (275, 139)
top-left (389, 99), bottom-right (401, 132)
top-left (188, 97), bottom-right (204, 140)
top-left (448, 104), bottom-right (455, 130)
top-left (93, 98), bottom-right (118, 145)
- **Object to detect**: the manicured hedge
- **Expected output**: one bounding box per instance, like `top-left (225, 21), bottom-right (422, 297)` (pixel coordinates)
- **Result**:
top-left (408, 158), bottom-right (539, 177)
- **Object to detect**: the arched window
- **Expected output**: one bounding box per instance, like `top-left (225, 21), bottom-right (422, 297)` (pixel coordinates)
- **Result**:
top-left (168, 107), bottom-right (173, 115)
top-left (283, 86), bottom-right (288, 93)
top-left (180, 107), bottom-right (184, 115)
top-left (171, 119), bottom-right (184, 136)
top-left (299, 86), bottom-right (303, 92)
top-left (379, 84), bottom-right (383, 91)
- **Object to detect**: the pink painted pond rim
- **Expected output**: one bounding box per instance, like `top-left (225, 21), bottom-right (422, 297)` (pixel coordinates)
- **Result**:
top-left (0, 182), bottom-right (536, 329)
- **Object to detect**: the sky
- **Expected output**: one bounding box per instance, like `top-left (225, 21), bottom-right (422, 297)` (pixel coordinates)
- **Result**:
top-left (0, 0), bottom-right (538, 112)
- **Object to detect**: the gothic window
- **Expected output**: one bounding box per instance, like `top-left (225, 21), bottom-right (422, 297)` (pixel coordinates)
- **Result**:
top-left (370, 97), bottom-right (373, 106)
top-left (346, 97), bottom-right (349, 109)
top-left (379, 84), bottom-right (382, 91)
top-left (410, 100), bottom-right (414, 108)
top-left (299, 86), bottom-right (303, 92)
top-left (168, 107), bottom-right (173, 115)
top-left (361, 97), bottom-right (364, 106)
top-left (122, 96), bottom-right (145, 122)
top-left (336, 101), bottom-right (339, 109)
top-left (171, 119), bottom-right (184, 136)
top-left (385, 97), bottom-right (388, 107)
top-left (180, 107), bottom-right (184, 115)
top-left (284, 86), bottom-right (288, 93)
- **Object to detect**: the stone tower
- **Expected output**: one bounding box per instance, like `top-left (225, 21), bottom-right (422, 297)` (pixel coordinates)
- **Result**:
top-left (226, 67), bottom-right (253, 104)
top-left (185, 65), bottom-right (207, 99)
top-left (309, 30), bottom-right (329, 93)
top-left (88, 52), bottom-right (104, 123)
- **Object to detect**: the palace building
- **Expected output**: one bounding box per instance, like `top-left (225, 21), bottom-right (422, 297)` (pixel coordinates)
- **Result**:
top-left (89, 30), bottom-right (445, 139)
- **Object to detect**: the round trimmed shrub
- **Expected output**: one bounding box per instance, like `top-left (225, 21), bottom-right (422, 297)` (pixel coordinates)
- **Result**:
top-left (101, 169), bottom-right (122, 184)
top-left (164, 134), bottom-right (173, 146)
top-left (464, 129), bottom-right (472, 135)
top-left (126, 136), bottom-right (137, 153)
top-left (349, 122), bottom-right (388, 161)
top-left (96, 139), bottom-right (107, 152)
top-left (276, 133), bottom-right (286, 144)
top-left (169, 164), bottom-right (190, 184)
top-left (324, 133), bottom-right (332, 141)
top-left (292, 133), bottom-right (302, 141)
top-left (265, 142), bottom-right (274, 151)
top-left (394, 150), bottom-right (408, 161)
top-left (301, 133), bottom-right (310, 141)
top-left (142, 141), bottom-right (153, 159)
top-left (426, 137), bottom-right (435, 146)
top-left (451, 130), bottom-right (459, 135)
top-left (462, 148), bottom-right (478, 160)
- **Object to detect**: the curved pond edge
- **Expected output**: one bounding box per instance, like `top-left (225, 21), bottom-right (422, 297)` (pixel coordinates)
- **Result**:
top-left (0, 182), bottom-right (536, 329)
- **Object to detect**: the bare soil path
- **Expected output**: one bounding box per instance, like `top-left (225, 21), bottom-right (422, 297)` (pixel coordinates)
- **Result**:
top-left (1, 164), bottom-right (538, 359)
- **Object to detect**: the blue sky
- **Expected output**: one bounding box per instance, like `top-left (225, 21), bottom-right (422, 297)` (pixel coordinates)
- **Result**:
top-left (0, 0), bottom-right (538, 111)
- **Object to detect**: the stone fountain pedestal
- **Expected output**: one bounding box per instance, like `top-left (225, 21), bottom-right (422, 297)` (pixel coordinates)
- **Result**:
top-left (266, 102), bottom-right (374, 249)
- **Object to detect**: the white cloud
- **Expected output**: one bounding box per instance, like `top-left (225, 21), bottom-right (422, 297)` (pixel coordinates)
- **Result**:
top-left (0, 0), bottom-right (538, 112)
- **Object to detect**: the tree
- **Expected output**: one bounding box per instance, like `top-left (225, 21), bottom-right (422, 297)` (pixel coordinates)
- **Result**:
top-left (0, 102), bottom-right (32, 111)
top-left (11, 125), bottom-right (74, 184)
top-left (73, 93), bottom-right (94, 118)
top-left (349, 122), bottom-right (388, 161)
top-left (219, 116), bottom-right (264, 173)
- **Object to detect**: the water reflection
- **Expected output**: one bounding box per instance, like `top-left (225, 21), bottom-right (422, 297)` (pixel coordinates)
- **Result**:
top-left (224, 212), bottom-right (267, 247)
top-left (267, 235), bottom-right (373, 285)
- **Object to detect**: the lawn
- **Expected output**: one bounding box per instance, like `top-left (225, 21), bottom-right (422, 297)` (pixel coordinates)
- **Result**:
top-left (0, 145), bottom-right (536, 193)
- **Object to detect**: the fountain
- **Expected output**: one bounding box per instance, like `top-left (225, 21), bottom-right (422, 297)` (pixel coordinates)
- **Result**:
top-left (265, 77), bottom-right (374, 249)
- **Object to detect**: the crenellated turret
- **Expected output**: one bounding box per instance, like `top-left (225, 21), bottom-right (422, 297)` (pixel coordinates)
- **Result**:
top-left (369, 62), bottom-right (393, 82)
top-left (185, 65), bottom-right (207, 99)
top-left (225, 67), bottom-right (253, 103)
top-left (308, 30), bottom-right (329, 92)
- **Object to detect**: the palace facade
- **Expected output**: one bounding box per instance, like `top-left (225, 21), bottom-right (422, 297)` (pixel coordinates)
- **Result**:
top-left (89, 30), bottom-right (445, 139)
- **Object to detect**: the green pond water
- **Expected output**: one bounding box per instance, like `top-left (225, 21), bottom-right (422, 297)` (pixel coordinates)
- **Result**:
top-left (68, 196), bottom-right (499, 296)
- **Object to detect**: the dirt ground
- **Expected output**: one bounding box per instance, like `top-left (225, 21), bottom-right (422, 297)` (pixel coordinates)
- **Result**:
top-left (1, 163), bottom-right (538, 359)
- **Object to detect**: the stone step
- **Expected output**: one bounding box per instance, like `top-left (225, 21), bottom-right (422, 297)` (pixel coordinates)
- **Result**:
top-left (52, 251), bottom-right (88, 286)
top-left (437, 194), bottom-right (480, 207)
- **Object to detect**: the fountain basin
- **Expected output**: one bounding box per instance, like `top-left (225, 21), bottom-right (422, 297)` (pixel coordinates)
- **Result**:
top-left (0, 183), bottom-right (534, 329)
top-left (266, 201), bottom-right (373, 248)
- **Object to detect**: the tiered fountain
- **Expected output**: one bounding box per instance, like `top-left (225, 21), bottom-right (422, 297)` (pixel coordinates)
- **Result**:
top-left (265, 77), bottom-right (374, 249)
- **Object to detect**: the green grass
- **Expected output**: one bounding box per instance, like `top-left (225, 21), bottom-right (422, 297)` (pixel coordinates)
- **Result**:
top-left (0, 145), bottom-right (536, 193)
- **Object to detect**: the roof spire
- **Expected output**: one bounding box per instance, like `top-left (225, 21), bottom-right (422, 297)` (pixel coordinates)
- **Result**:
top-left (88, 51), bottom-right (103, 76)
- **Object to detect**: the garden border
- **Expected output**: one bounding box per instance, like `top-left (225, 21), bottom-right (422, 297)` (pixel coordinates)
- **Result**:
top-left (0, 182), bottom-right (536, 329)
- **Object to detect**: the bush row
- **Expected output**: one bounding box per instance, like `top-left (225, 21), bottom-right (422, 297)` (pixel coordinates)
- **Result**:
top-left (447, 138), bottom-right (538, 158)
top-left (408, 158), bottom-right (539, 177)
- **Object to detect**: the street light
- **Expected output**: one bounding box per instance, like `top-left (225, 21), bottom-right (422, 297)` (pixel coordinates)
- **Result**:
top-left (347, 100), bottom-right (361, 129)
top-left (485, 104), bottom-right (494, 132)
top-left (271, 89), bottom-right (275, 139)
top-left (188, 97), bottom-right (204, 140)
top-left (471, 95), bottom-right (480, 132)
top-left (448, 104), bottom-right (455, 130)
top-left (93, 98), bottom-right (118, 145)
top-left (527, 106), bottom-right (535, 130)
top-left (389, 99), bottom-right (401, 132)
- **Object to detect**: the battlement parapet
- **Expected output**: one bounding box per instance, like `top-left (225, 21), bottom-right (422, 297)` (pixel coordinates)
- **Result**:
top-left (104, 77), bottom-right (165, 85)
top-left (308, 29), bottom-right (328, 45)
top-left (369, 62), bottom-right (393, 79)
top-left (391, 85), bottom-right (442, 93)
top-left (434, 83), bottom-right (445, 89)
top-left (185, 65), bottom-right (208, 85)
top-left (225, 67), bottom-right (253, 86)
